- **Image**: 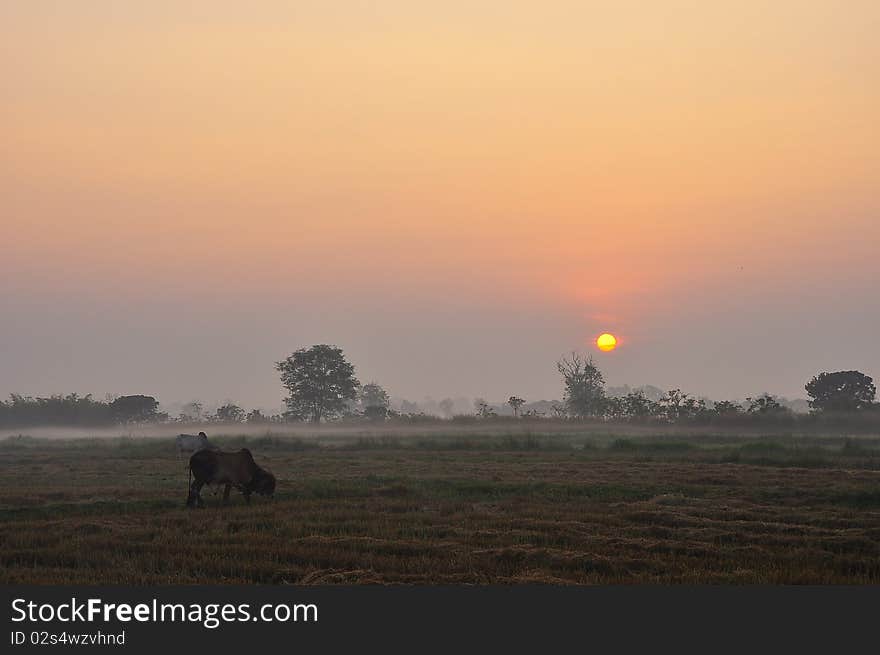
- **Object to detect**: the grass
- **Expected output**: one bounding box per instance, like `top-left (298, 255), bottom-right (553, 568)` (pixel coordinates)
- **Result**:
top-left (1, 431), bottom-right (879, 584)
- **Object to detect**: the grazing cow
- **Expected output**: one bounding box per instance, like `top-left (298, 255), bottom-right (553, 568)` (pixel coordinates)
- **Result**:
top-left (186, 448), bottom-right (275, 508)
top-left (176, 431), bottom-right (213, 456)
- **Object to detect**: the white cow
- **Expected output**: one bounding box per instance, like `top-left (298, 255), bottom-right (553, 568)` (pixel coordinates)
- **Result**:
top-left (176, 431), bottom-right (213, 456)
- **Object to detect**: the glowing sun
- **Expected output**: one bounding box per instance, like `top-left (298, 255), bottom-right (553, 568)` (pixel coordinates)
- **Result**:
top-left (596, 333), bottom-right (618, 352)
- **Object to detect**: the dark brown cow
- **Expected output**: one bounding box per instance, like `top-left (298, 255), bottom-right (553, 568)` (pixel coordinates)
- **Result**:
top-left (186, 448), bottom-right (275, 508)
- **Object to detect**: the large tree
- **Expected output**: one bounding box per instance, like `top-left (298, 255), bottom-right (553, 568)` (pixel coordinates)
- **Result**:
top-left (276, 345), bottom-right (360, 423)
top-left (805, 371), bottom-right (876, 413)
top-left (557, 352), bottom-right (605, 418)
top-left (109, 395), bottom-right (159, 423)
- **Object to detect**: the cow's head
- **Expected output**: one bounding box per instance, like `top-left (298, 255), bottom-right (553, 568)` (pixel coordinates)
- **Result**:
top-left (251, 467), bottom-right (276, 497)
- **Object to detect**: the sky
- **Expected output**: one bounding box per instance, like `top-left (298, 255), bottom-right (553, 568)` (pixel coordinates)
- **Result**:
top-left (2, 1), bottom-right (879, 411)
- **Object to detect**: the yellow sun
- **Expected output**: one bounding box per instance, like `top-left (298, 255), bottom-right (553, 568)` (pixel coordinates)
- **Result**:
top-left (596, 333), bottom-right (618, 352)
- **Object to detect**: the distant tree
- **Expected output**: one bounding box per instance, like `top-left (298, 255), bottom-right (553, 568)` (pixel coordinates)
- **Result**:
top-left (276, 345), bottom-right (360, 423)
top-left (681, 396), bottom-right (708, 420)
top-left (507, 396), bottom-right (525, 417)
top-left (659, 389), bottom-right (688, 421)
top-left (805, 371), bottom-right (876, 413)
top-left (620, 390), bottom-right (659, 421)
top-left (398, 399), bottom-right (420, 414)
top-left (657, 389), bottom-right (706, 422)
top-left (363, 405), bottom-right (388, 421)
top-left (438, 398), bottom-right (455, 418)
top-left (109, 395), bottom-right (159, 423)
top-left (603, 396), bottom-right (625, 420)
top-left (746, 393), bottom-right (788, 415)
top-left (358, 382), bottom-right (389, 422)
top-left (178, 401), bottom-right (203, 423)
top-left (474, 398), bottom-right (496, 418)
top-left (246, 409), bottom-right (267, 423)
top-left (558, 352), bottom-right (605, 418)
top-left (550, 403), bottom-right (566, 418)
top-left (216, 403), bottom-right (245, 422)
top-left (360, 382), bottom-right (390, 411)
top-left (713, 400), bottom-right (744, 416)
top-left (0, 393), bottom-right (114, 427)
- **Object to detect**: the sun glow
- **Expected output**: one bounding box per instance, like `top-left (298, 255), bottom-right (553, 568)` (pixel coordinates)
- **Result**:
top-left (596, 333), bottom-right (618, 352)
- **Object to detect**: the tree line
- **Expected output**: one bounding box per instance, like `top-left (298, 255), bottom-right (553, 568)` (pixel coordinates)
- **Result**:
top-left (552, 352), bottom-right (876, 424)
top-left (274, 346), bottom-right (877, 425)
top-left (1, 344), bottom-right (876, 428)
top-left (0, 393), bottom-right (166, 428)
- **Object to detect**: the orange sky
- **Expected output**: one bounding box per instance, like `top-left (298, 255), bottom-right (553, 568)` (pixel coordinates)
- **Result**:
top-left (2, 1), bottom-right (879, 407)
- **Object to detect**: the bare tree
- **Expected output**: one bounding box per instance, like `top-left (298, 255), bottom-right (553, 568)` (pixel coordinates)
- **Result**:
top-left (557, 352), bottom-right (605, 418)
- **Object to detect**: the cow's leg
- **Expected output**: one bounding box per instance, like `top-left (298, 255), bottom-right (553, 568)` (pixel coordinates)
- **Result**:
top-left (244, 490), bottom-right (252, 505)
top-left (222, 484), bottom-right (231, 505)
top-left (187, 480), bottom-right (205, 509)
